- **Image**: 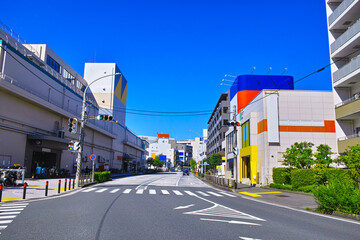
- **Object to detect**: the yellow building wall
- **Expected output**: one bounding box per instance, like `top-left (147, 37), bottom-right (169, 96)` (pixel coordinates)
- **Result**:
top-left (239, 145), bottom-right (259, 184)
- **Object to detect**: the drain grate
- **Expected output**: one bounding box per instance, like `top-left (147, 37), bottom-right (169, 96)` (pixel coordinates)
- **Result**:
top-left (275, 195), bottom-right (289, 197)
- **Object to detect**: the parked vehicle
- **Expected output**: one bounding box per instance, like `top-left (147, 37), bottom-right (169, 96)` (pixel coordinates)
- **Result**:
top-left (183, 169), bottom-right (189, 176)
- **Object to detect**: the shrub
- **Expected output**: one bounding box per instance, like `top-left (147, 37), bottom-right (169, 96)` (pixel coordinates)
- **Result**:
top-left (297, 185), bottom-right (316, 193)
top-left (273, 168), bottom-right (291, 184)
top-left (313, 178), bottom-right (360, 215)
top-left (291, 169), bottom-right (316, 188)
top-left (94, 171), bottom-right (111, 183)
top-left (269, 183), bottom-right (293, 191)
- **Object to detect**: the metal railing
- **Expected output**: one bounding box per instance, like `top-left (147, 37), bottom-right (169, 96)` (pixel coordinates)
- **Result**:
top-left (335, 93), bottom-right (360, 107)
top-left (329, 0), bottom-right (357, 26)
top-left (333, 55), bottom-right (360, 83)
top-left (338, 133), bottom-right (360, 141)
top-left (331, 19), bottom-right (360, 54)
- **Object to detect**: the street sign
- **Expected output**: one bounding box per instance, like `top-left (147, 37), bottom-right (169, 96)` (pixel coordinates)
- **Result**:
top-left (203, 162), bottom-right (209, 166)
top-left (90, 154), bottom-right (96, 161)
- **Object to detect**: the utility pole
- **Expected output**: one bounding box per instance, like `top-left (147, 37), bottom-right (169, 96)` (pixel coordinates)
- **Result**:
top-left (233, 105), bottom-right (238, 189)
top-left (75, 73), bottom-right (121, 188)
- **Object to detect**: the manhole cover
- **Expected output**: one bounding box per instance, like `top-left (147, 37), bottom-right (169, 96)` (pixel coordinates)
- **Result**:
top-left (275, 195), bottom-right (289, 197)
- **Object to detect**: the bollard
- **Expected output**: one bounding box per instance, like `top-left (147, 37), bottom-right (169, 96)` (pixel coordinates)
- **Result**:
top-left (45, 181), bottom-right (49, 196)
top-left (73, 179), bottom-right (75, 189)
top-left (23, 182), bottom-right (27, 199)
top-left (58, 180), bottom-right (61, 194)
top-left (64, 179), bottom-right (67, 192)
top-left (0, 185), bottom-right (2, 202)
top-left (69, 179), bottom-right (71, 190)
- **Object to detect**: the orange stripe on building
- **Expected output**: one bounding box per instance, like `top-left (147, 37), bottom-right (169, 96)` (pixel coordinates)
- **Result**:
top-left (258, 120), bottom-right (335, 133)
top-left (157, 134), bottom-right (169, 138)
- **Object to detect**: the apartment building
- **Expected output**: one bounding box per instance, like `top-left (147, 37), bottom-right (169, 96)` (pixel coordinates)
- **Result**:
top-left (0, 23), bottom-right (145, 176)
top-left (206, 91), bottom-right (230, 157)
top-left (326, 0), bottom-right (360, 153)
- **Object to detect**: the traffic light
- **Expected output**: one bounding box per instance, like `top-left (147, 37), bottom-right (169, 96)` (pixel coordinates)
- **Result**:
top-left (96, 115), bottom-right (113, 121)
top-left (68, 118), bottom-right (78, 134)
top-left (68, 140), bottom-right (75, 151)
top-left (227, 121), bottom-right (240, 127)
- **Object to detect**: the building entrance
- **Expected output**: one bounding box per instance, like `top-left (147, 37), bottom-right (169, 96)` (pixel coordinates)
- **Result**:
top-left (242, 156), bottom-right (251, 179)
top-left (31, 151), bottom-right (57, 175)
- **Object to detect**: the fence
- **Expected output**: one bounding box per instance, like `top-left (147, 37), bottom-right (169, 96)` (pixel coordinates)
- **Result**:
top-left (204, 175), bottom-right (235, 188)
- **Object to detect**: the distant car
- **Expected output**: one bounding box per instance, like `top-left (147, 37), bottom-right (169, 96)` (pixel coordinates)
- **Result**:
top-left (183, 169), bottom-right (189, 176)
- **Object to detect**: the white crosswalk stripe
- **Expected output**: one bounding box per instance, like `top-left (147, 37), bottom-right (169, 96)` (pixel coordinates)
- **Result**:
top-left (149, 189), bottom-right (156, 195)
top-left (207, 191), bottom-right (223, 197)
top-left (196, 191), bottom-right (210, 196)
top-left (110, 189), bottom-right (120, 193)
top-left (172, 190), bottom-right (183, 196)
top-left (123, 189), bottom-right (132, 194)
top-left (82, 188), bottom-right (97, 192)
top-left (96, 188), bottom-right (108, 193)
top-left (161, 190), bottom-right (170, 195)
top-left (0, 204), bottom-right (28, 234)
top-left (184, 191), bottom-right (197, 196)
top-left (136, 189), bottom-right (144, 194)
top-left (219, 191), bottom-right (236, 197)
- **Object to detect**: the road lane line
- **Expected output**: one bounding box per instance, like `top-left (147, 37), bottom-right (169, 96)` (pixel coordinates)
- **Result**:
top-left (161, 190), bottom-right (170, 195)
top-left (197, 191), bottom-right (210, 196)
top-left (110, 189), bottom-right (120, 193)
top-left (96, 188), bottom-right (108, 193)
top-left (200, 218), bottom-right (261, 226)
top-left (82, 188), bottom-right (97, 192)
top-left (174, 204), bottom-right (194, 210)
top-left (123, 189), bottom-right (132, 194)
top-left (149, 189), bottom-right (156, 195)
top-left (173, 190), bottom-right (183, 196)
top-left (207, 191), bottom-right (223, 197)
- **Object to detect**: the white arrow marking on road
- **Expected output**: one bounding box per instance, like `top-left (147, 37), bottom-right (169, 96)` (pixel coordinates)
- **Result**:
top-left (200, 218), bottom-right (261, 226)
top-left (174, 204), bottom-right (194, 210)
top-left (239, 237), bottom-right (262, 240)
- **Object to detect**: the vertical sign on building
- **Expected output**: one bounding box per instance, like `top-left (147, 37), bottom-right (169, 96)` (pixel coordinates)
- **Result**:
top-left (266, 92), bottom-right (279, 143)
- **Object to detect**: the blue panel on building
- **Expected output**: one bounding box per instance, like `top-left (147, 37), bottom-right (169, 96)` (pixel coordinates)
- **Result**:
top-left (179, 152), bottom-right (184, 156)
top-left (179, 157), bottom-right (184, 160)
top-left (227, 158), bottom-right (234, 162)
top-left (159, 155), bottom-right (166, 161)
top-left (230, 75), bottom-right (294, 100)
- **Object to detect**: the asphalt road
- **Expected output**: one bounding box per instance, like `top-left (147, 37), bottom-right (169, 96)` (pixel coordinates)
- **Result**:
top-left (1, 172), bottom-right (360, 240)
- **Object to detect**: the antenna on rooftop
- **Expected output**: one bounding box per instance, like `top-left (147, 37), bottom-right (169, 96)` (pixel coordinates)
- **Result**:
top-left (281, 68), bottom-right (288, 75)
top-left (251, 67), bottom-right (256, 74)
top-left (266, 67), bottom-right (272, 75)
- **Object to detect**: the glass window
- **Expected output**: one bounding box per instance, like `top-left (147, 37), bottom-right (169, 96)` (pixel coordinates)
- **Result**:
top-left (46, 55), bottom-right (61, 73)
top-left (242, 121), bottom-right (250, 148)
top-left (63, 68), bottom-right (75, 84)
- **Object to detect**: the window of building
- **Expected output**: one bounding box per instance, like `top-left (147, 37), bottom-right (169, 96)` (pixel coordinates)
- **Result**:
top-left (46, 55), bottom-right (61, 73)
top-left (226, 132), bottom-right (234, 153)
top-left (223, 119), bottom-right (229, 126)
top-left (63, 68), bottom-right (75, 84)
top-left (242, 121), bottom-right (250, 148)
top-left (223, 107), bottom-right (228, 113)
top-left (76, 81), bottom-right (86, 92)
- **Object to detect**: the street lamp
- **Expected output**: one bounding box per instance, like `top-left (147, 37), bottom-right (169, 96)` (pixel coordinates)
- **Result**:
top-left (75, 72), bottom-right (121, 188)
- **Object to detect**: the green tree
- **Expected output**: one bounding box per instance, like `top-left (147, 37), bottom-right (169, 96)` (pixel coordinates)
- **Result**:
top-left (337, 145), bottom-right (360, 189)
top-left (282, 142), bottom-right (314, 169)
top-left (314, 144), bottom-right (333, 167)
top-left (205, 154), bottom-right (222, 170)
top-left (153, 156), bottom-right (163, 169)
top-left (146, 157), bottom-right (154, 166)
top-left (190, 158), bottom-right (197, 171)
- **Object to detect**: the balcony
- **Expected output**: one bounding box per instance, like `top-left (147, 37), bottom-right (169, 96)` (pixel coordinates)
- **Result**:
top-left (338, 134), bottom-right (360, 152)
top-left (329, 0), bottom-right (360, 30)
top-left (333, 55), bottom-right (360, 86)
top-left (335, 95), bottom-right (360, 119)
top-left (331, 19), bottom-right (360, 57)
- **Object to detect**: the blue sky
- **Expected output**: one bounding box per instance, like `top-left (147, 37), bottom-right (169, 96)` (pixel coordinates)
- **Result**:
top-left (2, 0), bottom-right (332, 140)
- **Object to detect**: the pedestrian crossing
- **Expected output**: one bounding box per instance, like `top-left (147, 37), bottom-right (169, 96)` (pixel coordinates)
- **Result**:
top-left (0, 203), bottom-right (28, 234)
top-left (81, 187), bottom-right (237, 198)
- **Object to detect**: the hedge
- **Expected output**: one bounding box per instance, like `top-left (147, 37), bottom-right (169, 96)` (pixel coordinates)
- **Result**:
top-left (273, 168), bottom-right (291, 184)
top-left (94, 171), bottom-right (111, 183)
top-left (291, 169), bottom-right (316, 188)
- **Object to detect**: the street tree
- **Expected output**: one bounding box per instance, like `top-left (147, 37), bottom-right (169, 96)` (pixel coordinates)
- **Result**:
top-left (206, 154), bottom-right (222, 170)
top-left (337, 145), bottom-right (360, 189)
top-left (282, 141), bottom-right (314, 169)
top-left (314, 144), bottom-right (333, 167)
top-left (146, 157), bottom-right (154, 166)
top-left (190, 158), bottom-right (196, 171)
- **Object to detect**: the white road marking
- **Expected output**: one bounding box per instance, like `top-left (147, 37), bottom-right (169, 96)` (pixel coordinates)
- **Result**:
top-left (0, 209), bottom-right (24, 212)
top-left (200, 218), bottom-right (261, 226)
top-left (0, 220), bottom-right (12, 224)
top-left (0, 216), bottom-right (16, 219)
top-left (207, 191), bottom-right (223, 197)
top-left (0, 226), bottom-right (7, 230)
top-left (176, 176), bottom-right (181, 186)
top-left (110, 189), bottom-right (120, 193)
top-left (161, 190), bottom-right (170, 195)
top-left (174, 204), bottom-right (194, 210)
top-left (0, 205), bottom-right (27, 209)
top-left (0, 212), bottom-right (21, 215)
top-left (173, 190), bottom-right (183, 196)
top-left (149, 189), bottom-right (156, 195)
top-left (196, 191), bottom-right (210, 196)
top-left (95, 188), bottom-right (108, 193)
top-left (136, 189), bottom-right (144, 194)
top-left (0, 203), bottom-right (28, 207)
top-left (219, 192), bottom-right (236, 197)
top-left (82, 188), bottom-right (97, 192)
top-left (184, 191), bottom-right (197, 196)
top-left (123, 189), bottom-right (132, 194)
top-left (239, 237), bottom-right (262, 240)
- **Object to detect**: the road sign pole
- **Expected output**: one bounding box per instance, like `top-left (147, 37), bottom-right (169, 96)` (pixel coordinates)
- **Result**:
top-left (92, 159), bottom-right (95, 182)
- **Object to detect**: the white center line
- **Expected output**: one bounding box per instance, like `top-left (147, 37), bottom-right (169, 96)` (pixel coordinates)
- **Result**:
top-left (96, 188), bottom-right (108, 193)
top-left (110, 189), bottom-right (120, 193)
top-left (123, 189), bottom-right (132, 194)
top-left (161, 190), bottom-right (170, 195)
top-left (173, 190), bottom-right (183, 196)
top-left (149, 189), bottom-right (156, 195)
